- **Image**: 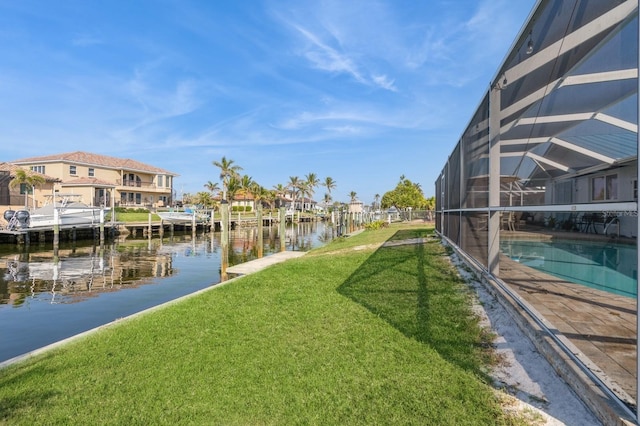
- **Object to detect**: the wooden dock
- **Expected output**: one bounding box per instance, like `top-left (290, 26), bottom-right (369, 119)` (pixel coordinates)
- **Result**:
top-left (0, 211), bottom-right (328, 244)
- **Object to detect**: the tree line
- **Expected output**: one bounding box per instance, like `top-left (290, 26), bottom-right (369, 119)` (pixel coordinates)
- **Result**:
top-left (183, 158), bottom-right (434, 213)
top-left (182, 156), bottom-right (338, 212)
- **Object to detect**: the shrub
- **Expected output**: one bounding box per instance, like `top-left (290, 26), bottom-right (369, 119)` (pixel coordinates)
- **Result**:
top-left (114, 207), bottom-right (149, 214)
top-left (365, 220), bottom-right (389, 231)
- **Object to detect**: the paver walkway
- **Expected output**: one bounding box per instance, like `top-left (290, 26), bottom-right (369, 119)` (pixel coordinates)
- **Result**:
top-left (226, 251), bottom-right (306, 275)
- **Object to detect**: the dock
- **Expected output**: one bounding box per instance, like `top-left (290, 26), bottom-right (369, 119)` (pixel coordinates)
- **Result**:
top-left (0, 209), bottom-right (329, 245)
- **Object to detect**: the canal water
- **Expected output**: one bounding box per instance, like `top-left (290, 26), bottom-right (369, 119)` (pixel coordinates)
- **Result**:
top-left (0, 221), bottom-right (336, 363)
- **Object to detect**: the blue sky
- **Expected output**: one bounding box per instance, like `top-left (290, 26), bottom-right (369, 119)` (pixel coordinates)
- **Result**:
top-left (0, 0), bottom-right (535, 204)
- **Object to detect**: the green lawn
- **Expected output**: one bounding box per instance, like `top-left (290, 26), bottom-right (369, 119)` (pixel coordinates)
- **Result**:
top-left (0, 223), bottom-right (523, 425)
top-left (107, 211), bottom-right (161, 222)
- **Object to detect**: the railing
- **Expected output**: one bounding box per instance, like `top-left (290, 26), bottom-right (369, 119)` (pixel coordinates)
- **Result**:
top-left (116, 179), bottom-right (158, 189)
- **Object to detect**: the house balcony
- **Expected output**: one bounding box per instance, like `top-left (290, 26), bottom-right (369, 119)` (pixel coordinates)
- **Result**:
top-left (115, 180), bottom-right (171, 194)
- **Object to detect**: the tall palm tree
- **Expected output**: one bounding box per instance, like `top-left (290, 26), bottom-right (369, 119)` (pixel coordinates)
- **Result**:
top-left (10, 168), bottom-right (46, 208)
top-left (323, 177), bottom-right (336, 196)
top-left (305, 172), bottom-right (319, 200)
top-left (287, 176), bottom-right (301, 211)
top-left (374, 193), bottom-right (380, 210)
top-left (349, 191), bottom-right (358, 202)
top-left (212, 156), bottom-right (243, 202)
top-left (298, 181), bottom-right (312, 212)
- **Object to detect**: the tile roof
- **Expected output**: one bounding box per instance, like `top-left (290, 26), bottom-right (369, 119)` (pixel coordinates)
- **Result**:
top-left (11, 151), bottom-right (177, 176)
top-left (0, 162), bottom-right (60, 182)
top-left (61, 177), bottom-right (116, 187)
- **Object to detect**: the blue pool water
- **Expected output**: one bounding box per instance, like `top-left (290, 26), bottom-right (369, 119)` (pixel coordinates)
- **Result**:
top-left (501, 239), bottom-right (637, 298)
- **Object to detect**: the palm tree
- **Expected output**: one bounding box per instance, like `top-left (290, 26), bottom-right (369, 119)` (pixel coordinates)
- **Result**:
top-left (249, 182), bottom-right (273, 212)
top-left (287, 176), bottom-right (301, 211)
top-left (239, 174), bottom-right (254, 211)
top-left (193, 191), bottom-right (214, 208)
top-left (374, 193), bottom-right (381, 211)
top-left (272, 183), bottom-right (287, 210)
top-left (212, 156), bottom-right (243, 202)
top-left (323, 177), bottom-right (336, 196)
top-left (10, 168), bottom-right (46, 208)
top-left (298, 181), bottom-right (312, 212)
top-left (349, 191), bottom-right (357, 202)
top-left (226, 176), bottom-right (241, 205)
top-left (323, 192), bottom-right (332, 206)
top-left (264, 189), bottom-right (276, 211)
top-left (204, 181), bottom-right (220, 195)
top-left (305, 172), bottom-right (319, 200)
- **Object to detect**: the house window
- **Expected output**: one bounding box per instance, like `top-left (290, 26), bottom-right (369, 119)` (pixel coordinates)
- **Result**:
top-left (88, 168), bottom-right (95, 177)
top-left (157, 175), bottom-right (164, 188)
top-left (19, 183), bottom-right (31, 195)
top-left (592, 174), bottom-right (618, 201)
top-left (135, 193), bottom-right (142, 204)
top-left (70, 165), bottom-right (77, 175)
top-left (30, 165), bottom-right (45, 174)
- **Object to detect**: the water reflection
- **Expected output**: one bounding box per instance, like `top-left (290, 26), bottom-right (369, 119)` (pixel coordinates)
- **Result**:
top-left (0, 222), bottom-right (335, 362)
top-left (1, 222), bottom-right (334, 307)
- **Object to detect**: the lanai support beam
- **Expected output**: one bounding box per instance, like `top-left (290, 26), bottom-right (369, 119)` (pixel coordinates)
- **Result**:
top-left (488, 85), bottom-right (501, 276)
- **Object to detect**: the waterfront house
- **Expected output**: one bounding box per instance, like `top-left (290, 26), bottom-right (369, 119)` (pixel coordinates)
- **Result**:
top-left (7, 151), bottom-right (177, 210)
top-left (295, 197), bottom-right (317, 212)
top-left (229, 190), bottom-right (256, 212)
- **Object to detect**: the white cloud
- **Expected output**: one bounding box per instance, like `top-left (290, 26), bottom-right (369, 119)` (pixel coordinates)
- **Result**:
top-left (371, 74), bottom-right (397, 91)
top-left (292, 23), bottom-right (366, 84)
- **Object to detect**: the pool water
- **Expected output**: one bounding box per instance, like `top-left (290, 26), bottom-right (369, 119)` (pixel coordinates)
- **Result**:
top-left (500, 239), bottom-right (637, 298)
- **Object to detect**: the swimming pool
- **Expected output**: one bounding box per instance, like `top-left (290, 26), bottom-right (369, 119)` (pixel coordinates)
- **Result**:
top-left (500, 239), bottom-right (637, 298)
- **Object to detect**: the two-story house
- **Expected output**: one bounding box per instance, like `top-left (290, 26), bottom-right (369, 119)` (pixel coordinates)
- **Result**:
top-left (9, 151), bottom-right (178, 209)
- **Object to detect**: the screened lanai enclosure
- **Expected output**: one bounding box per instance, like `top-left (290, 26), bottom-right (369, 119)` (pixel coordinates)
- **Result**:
top-left (436, 0), bottom-right (638, 423)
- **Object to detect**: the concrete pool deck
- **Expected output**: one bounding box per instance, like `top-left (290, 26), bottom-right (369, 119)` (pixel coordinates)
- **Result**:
top-left (466, 229), bottom-right (638, 424)
top-left (501, 255), bottom-right (636, 400)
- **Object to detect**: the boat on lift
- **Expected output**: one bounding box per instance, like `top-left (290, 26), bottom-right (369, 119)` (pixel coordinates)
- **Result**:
top-left (156, 207), bottom-right (207, 223)
top-left (3, 194), bottom-right (108, 230)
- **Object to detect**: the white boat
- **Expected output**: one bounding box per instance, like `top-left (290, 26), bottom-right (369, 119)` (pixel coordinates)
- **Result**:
top-left (157, 208), bottom-right (206, 223)
top-left (3, 194), bottom-right (108, 230)
top-left (4, 255), bottom-right (106, 283)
